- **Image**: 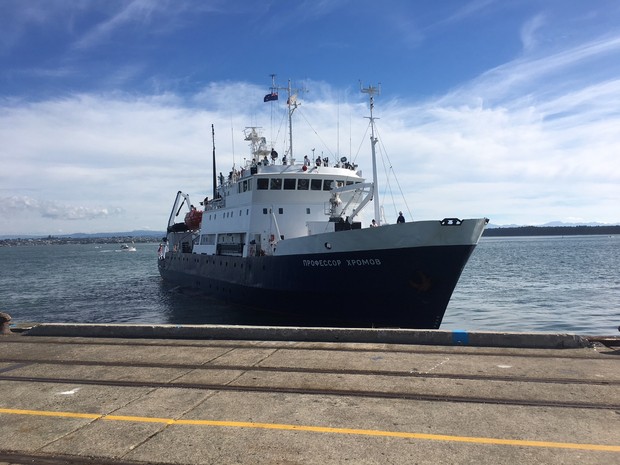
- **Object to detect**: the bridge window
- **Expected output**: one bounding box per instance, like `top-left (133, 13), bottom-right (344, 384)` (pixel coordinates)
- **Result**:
top-left (311, 179), bottom-right (322, 190)
top-left (283, 178), bottom-right (296, 190)
top-left (297, 178), bottom-right (308, 190)
top-left (323, 179), bottom-right (335, 191)
top-left (257, 178), bottom-right (269, 190)
top-left (270, 178), bottom-right (282, 190)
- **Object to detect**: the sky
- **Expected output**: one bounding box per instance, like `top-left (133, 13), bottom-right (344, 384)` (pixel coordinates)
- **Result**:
top-left (1, 0), bottom-right (619, 236)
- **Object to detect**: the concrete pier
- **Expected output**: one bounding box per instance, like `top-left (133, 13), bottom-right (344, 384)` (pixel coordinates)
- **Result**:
top-left (1, 324), bottom-right (619, 464)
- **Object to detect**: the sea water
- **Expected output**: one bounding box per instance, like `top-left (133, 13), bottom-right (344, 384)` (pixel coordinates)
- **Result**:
top-left (0, 235), bottom-right (618, 334)
top-left (442, 235), bottom-right (619, 334)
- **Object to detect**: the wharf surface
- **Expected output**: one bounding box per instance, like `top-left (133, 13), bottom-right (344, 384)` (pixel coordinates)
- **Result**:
top-left (0, 324), bottom-right (619, 465)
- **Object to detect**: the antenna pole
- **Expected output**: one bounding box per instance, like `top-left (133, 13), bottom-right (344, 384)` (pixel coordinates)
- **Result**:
top-left (287, 79), bottom-right (294, 159)
top-left (361, 83), bottom-right (382, 225)
top-left (212, 124), bottom-right (217, 199)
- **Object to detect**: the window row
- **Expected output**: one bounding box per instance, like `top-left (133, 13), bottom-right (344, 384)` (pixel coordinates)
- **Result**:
top-left (208, 209), bottom-right (250, 220)
top-left (262, 207), bottom-right (312, 215)
top-left (208, 207), bottom-right (311, 220)
top-left (256, 178), bottom-right (356, 191)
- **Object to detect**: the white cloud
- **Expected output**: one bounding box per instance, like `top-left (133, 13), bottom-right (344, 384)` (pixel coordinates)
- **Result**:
top-left (71, 0), bottom-right (160, 50)
top-left (433, 0), bottom-right (496, 29)
top-left (443, 34), bottom-right (620, 106)
top-left (0, 0), bottom-right (54, 53)
top-left (70, 0), bottom-right (227, 51)
top-left (0, 196), bottom-right (123, 221)
top-left (2, 33), bottom-right (620, 236)
top-left (520, 13), bottom-right (545, 52)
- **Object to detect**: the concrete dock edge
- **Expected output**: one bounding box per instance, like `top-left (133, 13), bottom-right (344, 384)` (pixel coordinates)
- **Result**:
top-left (21, 323), bottom-right (591, 349)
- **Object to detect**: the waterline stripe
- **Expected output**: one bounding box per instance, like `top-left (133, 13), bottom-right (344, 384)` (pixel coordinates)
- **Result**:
top-left (0, 407), bottom-right (618, 452)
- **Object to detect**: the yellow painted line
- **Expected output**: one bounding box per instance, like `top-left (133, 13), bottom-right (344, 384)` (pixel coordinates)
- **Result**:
top-left (0, 407), bottom-right (101, 420)
top-left (1, 407), bottom-right (619, 452)
top-left (107, 414), bottom-right (176, 425)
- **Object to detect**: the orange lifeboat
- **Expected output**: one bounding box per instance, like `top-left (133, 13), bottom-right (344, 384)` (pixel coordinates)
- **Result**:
top-left (184, 209), bottom-right (203, 230)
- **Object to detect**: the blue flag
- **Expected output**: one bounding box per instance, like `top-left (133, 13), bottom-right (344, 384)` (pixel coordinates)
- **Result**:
top-left (264, 92), bottom-right (278, 102)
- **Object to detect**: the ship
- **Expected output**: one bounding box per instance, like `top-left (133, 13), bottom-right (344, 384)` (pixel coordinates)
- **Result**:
top-left (158, 80), bottom-right (488, 329)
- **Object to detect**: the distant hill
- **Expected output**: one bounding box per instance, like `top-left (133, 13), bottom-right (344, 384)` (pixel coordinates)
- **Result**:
top-left (486, 221), bottom-right (617, 229)
top-left (3, 224), bottom-right (620, 241)
top-left (63, 230), bottom-right (166, 239)
top-left (0, 230), bottom-right (166, 240)
top-left (483, 225), bottom-right (620, 237)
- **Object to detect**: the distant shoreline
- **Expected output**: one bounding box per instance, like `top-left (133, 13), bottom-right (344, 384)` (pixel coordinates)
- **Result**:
top-left (0, 235), bottom-right (161, 247)
top-left (1, 226), bottom-right (619, 246)
top-left (483, 225), bottom-right (620, 237)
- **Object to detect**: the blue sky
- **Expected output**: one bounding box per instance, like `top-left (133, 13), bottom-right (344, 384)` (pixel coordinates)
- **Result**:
top-left (1, 0), bottom-right (619, 235)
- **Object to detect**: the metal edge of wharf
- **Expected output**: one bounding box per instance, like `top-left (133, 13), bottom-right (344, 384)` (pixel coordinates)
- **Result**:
top-left (11, 323), bottom-right (608, 349)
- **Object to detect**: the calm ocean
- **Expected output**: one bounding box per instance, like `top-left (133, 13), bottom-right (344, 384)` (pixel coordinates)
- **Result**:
top-left (1, 235), bottom-right (618, 335)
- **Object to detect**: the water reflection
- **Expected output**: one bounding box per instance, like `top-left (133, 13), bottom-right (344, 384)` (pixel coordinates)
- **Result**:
top-left (157, 281), bottom-right (365, 328)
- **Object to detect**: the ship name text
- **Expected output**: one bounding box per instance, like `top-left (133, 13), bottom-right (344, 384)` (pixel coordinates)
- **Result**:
top-left (302, 258), bottom-right (382, 267)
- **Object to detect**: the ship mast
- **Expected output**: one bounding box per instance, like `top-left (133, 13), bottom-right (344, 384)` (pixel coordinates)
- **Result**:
top-left (282, 78), bottom-right (303, 161)
top-left (361, 83), bottom-right (381, 226)
top-left (211, 124), bottom-right (217, 199)
top-left (267, 75), bottom-right (303, 162)
top-left (287, 79), bottom-right (295, 160)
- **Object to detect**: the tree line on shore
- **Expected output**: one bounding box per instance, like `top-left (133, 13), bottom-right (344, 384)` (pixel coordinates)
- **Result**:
top-left (0, 235), bottom-right (161, 247)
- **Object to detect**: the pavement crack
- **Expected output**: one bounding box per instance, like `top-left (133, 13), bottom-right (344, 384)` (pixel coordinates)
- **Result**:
top-left (422, 357), bottom-right (450, 374)
top-left (0, 362), bottom-right (31, 374)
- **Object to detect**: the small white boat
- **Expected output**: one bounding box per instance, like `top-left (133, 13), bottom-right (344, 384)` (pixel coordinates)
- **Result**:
top-left (120, 243), bottom-right (137, 252)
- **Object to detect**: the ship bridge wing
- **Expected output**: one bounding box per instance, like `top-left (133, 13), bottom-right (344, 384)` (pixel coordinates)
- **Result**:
top-left (328, 182), bottom-right (374, 223)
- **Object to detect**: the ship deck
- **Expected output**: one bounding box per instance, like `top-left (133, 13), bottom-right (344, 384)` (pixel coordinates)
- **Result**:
top-left (1, 325), bottom-right (619, 465)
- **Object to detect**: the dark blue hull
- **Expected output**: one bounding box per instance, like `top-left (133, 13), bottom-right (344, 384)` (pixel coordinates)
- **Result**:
top-left (158, 243), bottom-right (476, 329)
